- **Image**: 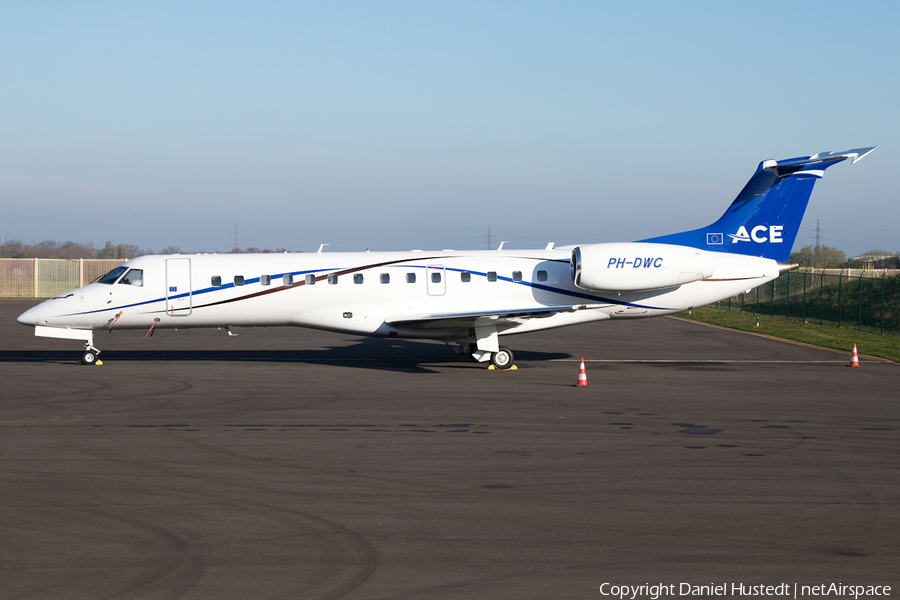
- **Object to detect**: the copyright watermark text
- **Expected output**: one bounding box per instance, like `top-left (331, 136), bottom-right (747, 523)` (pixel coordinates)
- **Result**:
top-left (599, 583), bottom-right (892, 599)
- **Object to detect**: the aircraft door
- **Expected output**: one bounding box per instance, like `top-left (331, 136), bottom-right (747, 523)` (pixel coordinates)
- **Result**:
top-left (166, 258), bottom-right (192, 316)
top-left (426, 265), bottom-right (446, 296)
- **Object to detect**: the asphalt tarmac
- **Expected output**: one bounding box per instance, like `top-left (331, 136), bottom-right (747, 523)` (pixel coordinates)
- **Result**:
top-left (1, 299), bottom-right (898, 599)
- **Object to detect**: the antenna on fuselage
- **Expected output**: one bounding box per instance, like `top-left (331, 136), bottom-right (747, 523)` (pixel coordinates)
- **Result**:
top-left (317, 244), bottom-right (329, 253)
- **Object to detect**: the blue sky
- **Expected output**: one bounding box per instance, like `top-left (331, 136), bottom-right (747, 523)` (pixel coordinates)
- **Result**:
top-left (1, 1), bottom-right (897, 256)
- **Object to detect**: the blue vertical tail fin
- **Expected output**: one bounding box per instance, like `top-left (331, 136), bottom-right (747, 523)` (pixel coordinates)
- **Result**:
top-left (641, 147), bottom-right (875, 262)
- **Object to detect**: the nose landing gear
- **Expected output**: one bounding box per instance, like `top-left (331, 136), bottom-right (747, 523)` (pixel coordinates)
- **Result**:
top-left (33, 325), bottom-right (102, 366)
top-left (81, 342), bottom-right (101, 366)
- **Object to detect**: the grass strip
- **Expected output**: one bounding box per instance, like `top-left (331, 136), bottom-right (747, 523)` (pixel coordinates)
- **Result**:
top-left (675, 307), bottom-right (900, 364)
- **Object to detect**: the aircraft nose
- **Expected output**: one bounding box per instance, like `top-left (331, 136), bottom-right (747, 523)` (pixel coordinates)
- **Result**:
top-left (16, 305), bottom-right (40, 326)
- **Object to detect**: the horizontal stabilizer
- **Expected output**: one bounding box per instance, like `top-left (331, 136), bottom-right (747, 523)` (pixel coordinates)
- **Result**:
top-left (763, 147), bottom-right (876, 172)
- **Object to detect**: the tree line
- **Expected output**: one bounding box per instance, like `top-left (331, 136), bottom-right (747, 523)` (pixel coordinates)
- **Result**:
top-left (788, 245), bottom-right (900, 269)
top-left (0, 240), bottom-right (147, 259)
top-left (0, 240), bottom-right (294, 259)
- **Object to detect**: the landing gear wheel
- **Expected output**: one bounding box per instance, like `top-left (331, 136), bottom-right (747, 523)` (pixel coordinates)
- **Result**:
top-left (82, 350), bottom-right (98, 365)
top-left (490, 346), bottom-right (514, 369)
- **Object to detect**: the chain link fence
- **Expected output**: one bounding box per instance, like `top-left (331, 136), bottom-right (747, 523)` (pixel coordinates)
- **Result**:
top-left (713, 268), bottom-right (900, 336)
top-left (0, 258), bottom-right (127, 298)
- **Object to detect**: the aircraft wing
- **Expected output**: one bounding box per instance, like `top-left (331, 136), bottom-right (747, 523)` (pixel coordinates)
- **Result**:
top-left (384, 303), bottom-right (609, 331)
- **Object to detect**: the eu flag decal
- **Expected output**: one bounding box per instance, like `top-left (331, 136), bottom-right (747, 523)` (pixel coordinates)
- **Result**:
top-left (707, 233), bottom-right (723, 245)
top-left (169, 286), bottom-right (178, 292)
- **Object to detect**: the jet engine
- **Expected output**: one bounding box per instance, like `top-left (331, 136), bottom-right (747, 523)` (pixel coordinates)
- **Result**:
top-left (571, 243), bottom-right (715, 293)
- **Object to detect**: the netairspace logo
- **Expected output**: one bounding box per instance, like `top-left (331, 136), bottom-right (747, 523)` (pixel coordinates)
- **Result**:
top-left (599, 583), bottom-right (892, 599)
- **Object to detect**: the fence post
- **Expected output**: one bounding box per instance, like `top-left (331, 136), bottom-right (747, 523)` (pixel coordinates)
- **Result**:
top-left (802, 269), bottom-right (807, 321)
top-left (858, 272), bottom-right (863, 331)
top-left (882, 274), bottom-right (886, 336)
top-left (786, 270), bottom-right (790, 319)
top-left (820, 270), bottom-right (824, 325)
top-left (79, 258), bottom-right (84, 287)
top-left (838, 270), bottom-right (843, 328)
top-left (771, 279), bottom-right (775, 317)
top-left (34, 258), bottom-right (39, 298)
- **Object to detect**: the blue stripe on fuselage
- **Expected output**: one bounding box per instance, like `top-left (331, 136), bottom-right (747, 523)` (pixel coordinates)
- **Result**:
top-left (61, 263), bottom-right (666, 318)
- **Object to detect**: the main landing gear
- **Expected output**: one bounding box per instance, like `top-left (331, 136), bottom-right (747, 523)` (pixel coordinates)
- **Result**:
top-left (490, 347), bottom-right (514, 369)
top-left (457, 343), bottom-right (515, 369)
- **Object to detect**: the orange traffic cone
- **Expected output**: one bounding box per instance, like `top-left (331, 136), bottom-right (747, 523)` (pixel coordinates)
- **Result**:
top-left (575, 357), bottom-right (588, 386)
top-left (849, 344), bottom-right (859, 367)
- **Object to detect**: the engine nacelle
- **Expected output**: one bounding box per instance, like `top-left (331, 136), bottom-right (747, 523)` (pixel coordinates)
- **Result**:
top-left (571, 243), bottom-right (715, 293)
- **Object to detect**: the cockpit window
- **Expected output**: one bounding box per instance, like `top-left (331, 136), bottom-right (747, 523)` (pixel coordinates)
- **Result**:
top-left (98, 266), bottom-right (128, 285)
top-left (118, 269), bottom-right (143, 287)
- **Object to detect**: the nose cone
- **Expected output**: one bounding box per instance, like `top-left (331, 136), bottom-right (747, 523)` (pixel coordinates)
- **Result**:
top-left (17, 305), bottom-right (40, 326)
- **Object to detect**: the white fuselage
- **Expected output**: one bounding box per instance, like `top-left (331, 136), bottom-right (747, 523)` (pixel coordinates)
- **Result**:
top-left (19, 246), bottom-right (781, 345)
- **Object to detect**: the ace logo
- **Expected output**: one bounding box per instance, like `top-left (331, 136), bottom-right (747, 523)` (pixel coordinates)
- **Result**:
top-left (728, 225), bottom-right (783, 244)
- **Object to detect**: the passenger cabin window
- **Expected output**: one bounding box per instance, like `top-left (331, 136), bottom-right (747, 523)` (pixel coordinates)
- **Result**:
top-left (537, 270), bottom-right (548, 282)
top-left (512, 271), bottom-right (522, 282)
top-left (283, 274), bottom-right (293, 286)
top-left (487, 271), bottom-right (497, 282)
top-left (305, 274), bottom-right (315, 285)
top-left (461, 272), bottom-right (471, 282)
top-left (431, 272), bottom-right (442, 284)
top-left (406, 273), bottom-right (416, 283)
top-left (119, 269), bottom-right (143, 287)
top-left (98, 266), bottom-right (128, 285)
top-left (353, 273), bottom-right (364, 284)
top-left (260, 274), bottom-right (271, 286)
top-left (211, 276), bottom-right (222, 287)
top-left (234, 275), bottom-right (244, 286)
top-left (328, 274), bottom-right (338, 285)
top-left (380, 273), bottom-right (390, 284)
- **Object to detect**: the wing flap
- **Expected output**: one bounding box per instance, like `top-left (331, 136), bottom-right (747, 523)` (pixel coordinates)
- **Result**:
top-left (384, 304), bottom-right (608, 331)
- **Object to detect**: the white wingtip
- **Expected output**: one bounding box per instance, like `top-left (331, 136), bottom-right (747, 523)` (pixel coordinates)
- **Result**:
top-left (851, 146), bottom-right (877, 164)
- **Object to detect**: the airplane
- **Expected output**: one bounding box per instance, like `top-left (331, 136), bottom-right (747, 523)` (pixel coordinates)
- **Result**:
top-left (17, 147), bottom-right (875, 368)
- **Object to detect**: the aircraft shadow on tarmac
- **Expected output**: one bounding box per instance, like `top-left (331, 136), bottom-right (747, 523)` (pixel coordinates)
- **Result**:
top-left (0, 336), bottom-right (571, 373)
